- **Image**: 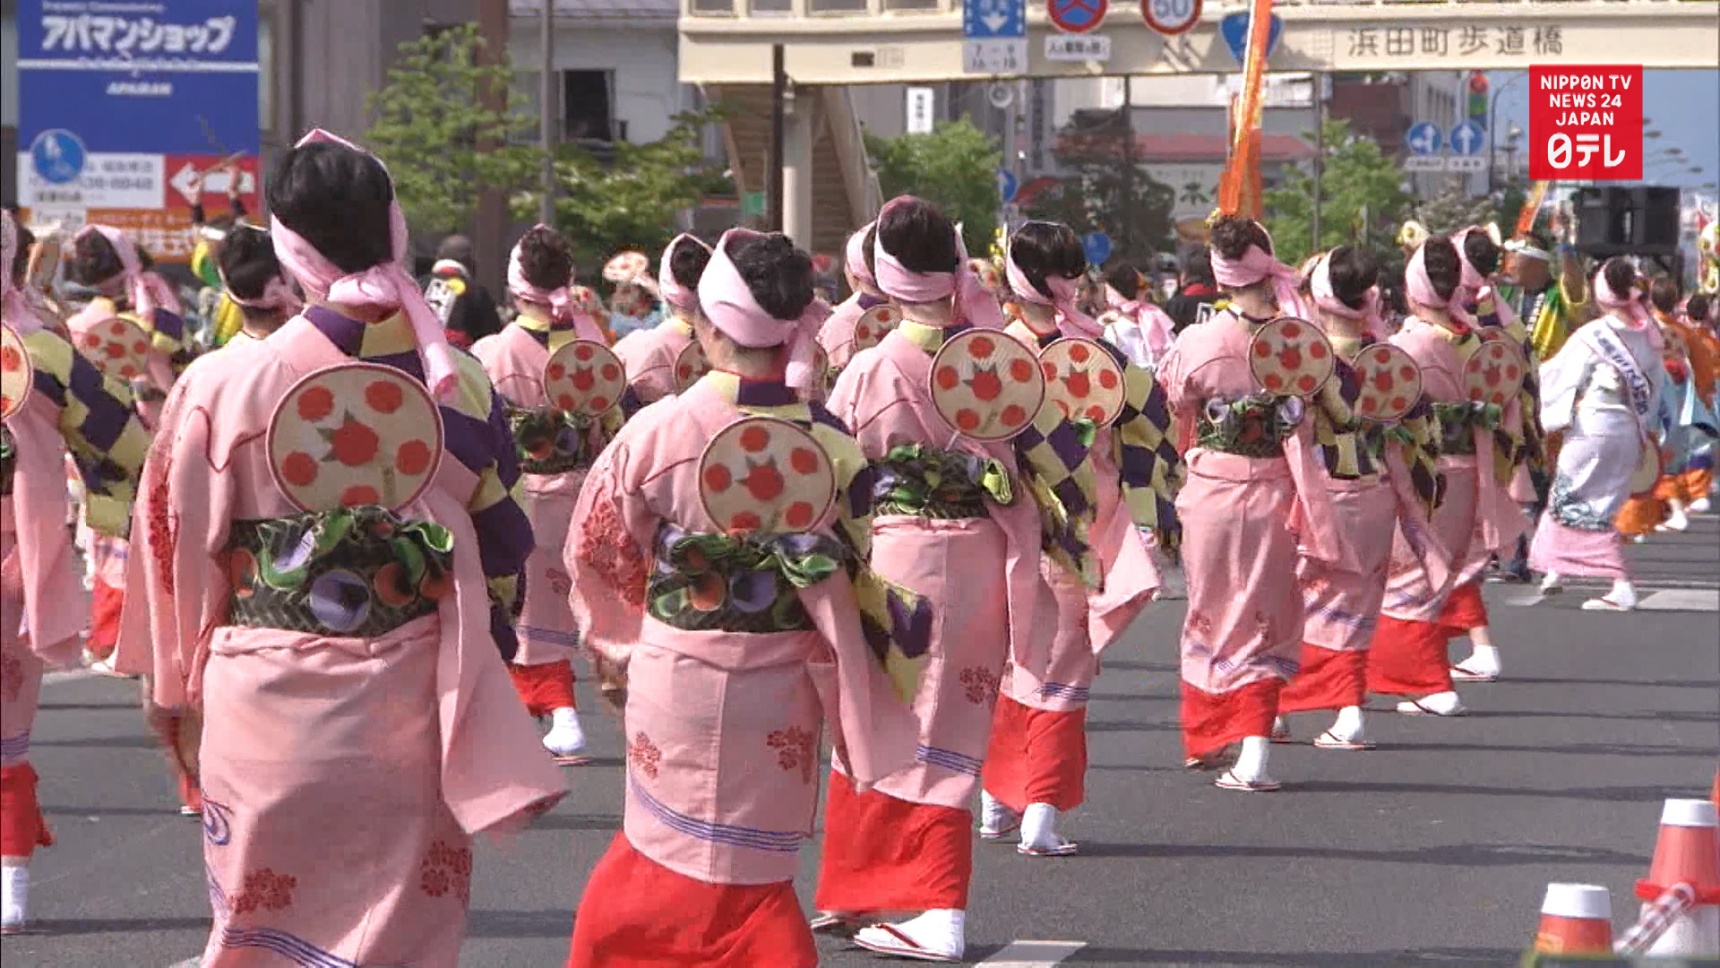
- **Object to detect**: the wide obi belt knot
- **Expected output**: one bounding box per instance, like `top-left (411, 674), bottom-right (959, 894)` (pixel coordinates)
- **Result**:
top-left (226, 506), bottom-right (455, 639)
top-left (1432, 401), bottom-right (1501, 456)
top-left (647, 524), bottom-right (842, 633)
top-left (1360, 421), bottom-right (1416, 461)
top-left (508, 404), bottom-right (604, 476)
top-left (1197, 393), bottom-right (1305, 458)
top-left (873, 444), bottom-right (1014, 519)
top-left (0, 424), bottom-right (14, 497)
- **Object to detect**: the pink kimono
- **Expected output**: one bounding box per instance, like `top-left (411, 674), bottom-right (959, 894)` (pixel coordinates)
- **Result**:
top-left (1368, 317), bottom-right (1528, 698)
top-left (563, 372), bottom-right (917, 968)
top-left (122, 313), bottom-right (565, 968)
top-left (817, 292), bottom-right (893, 372)
top-left (1155, 311), bottom-right (1348, 759)
top-left (613, 315), bottom-right (694, 404)
top-left (814, 323), bottom-right (1049, 914)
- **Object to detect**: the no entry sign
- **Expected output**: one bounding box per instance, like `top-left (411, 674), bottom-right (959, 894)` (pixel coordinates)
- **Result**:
top-left (1049, 0), bottom-right (1107, 34)
top-left (1528, 65), bottom-right (1643, 181)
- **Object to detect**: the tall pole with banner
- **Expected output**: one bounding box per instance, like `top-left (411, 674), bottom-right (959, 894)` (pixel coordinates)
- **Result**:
top-left (1217, 0), bottom-right (1273, 220)
top-left (15, 0), bottom-right (260, 263)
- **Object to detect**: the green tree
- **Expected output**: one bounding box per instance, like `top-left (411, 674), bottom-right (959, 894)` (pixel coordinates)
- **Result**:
top-left (522, 110), bottom-right (728, 272)
top-left (865, 120), bottom-right (1001, 258)
top-left (1026, 110), bottom-right (1175, 267)
top-left (1264, 118), bottom-right (1412, 268)
top-left (365, 23), bottom-right (541, 237)
top-left (1415, 177), bottom-right (1499, 235)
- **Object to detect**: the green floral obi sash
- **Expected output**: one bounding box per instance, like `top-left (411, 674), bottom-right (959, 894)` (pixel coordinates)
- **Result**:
top-left (0, 424), bottom-right (14, 497)
top-left (872, 444), bottom-right (1013, 520)
top-left (1432, 401), bottom-right (1502, 457)
top-left (508, 405), bottom-right (615, 476)
top-left (227, 506), bottom-right (455, 639)
top-left (1196, 394), bottom-right (1305, 458)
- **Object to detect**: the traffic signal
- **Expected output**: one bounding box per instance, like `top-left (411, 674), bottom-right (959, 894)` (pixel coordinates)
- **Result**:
top-left (1467, 71), bottom-right (1489, 123)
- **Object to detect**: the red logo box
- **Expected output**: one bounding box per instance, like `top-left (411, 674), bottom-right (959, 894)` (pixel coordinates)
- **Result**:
top-left (1529, 65), bottom-right (1643, 181)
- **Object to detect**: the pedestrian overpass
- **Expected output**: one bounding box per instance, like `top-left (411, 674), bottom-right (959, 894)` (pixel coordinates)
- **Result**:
top-left (686, 0), bottom-right (1718, 252)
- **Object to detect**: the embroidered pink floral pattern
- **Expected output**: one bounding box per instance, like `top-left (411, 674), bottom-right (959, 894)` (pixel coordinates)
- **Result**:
top-left (1188, 612), bottom-right (1215, 638)
top-left (546, 568), bottom-right (573, 597)
top-left (1, 652), bottom-right (21, 702)
top-left (420, 839), bottom-right (474, 904)
top-left (1254, 610), bottom-right (1274, 645)
top-left (231, 868), bottom-right (297, 915)
top-left (959, 666), bottom-right (1000, 706)
top-left (627, 731), bottom-right (662, 779)
top-left (577, 493), bottom-right (648, 611)
top-left (145, 444), bottom-right (176, 596)
top-left (767, 727), bottom-right (816, 783)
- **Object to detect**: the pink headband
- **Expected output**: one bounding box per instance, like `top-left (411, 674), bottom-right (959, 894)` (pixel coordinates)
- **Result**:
top-left (507, 226), bottom-right (606, 343)
top-left (1310, 252), bottom-right (1386, 340)
top-left (870, 197), bottom-right (1003, 328)
top-left (696, 228), bottom-right (821, 389)
top-left (1595, 268), bottom-right (1654, 331)
top-left (218, 226), bottom-right (303, 316)
top-left (73, 223), bottom-right (183, 318)
top-left (1210, 230), bottom-right (1306, 317)
top-left (1404, 245), bottom-right (1449, 311)
top-left (270, 129), bottom-right (460, 402)
top-left (845, 223), bottom-right (878, 292)
top-left (1, 210), bottom-right (40, 335)
top-left (1004, 230), bottom-right (1103, 340)
top-left (657, 233), bottom-right (710, 315)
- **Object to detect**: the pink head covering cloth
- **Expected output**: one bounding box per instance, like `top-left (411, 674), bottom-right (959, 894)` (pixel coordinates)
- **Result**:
top-left (220, 226), bottom-right (304, 317)
top-left (1310, 252), bottom-right (1386, 340)
top-left (697, 228), bottom-right (822, 389)
top-left (1404, 244), bottom-right (1451, 312)
top-left (71, 223), bottom-right (184, 318)
top-left (845, 222), bottom-right (878, 293)
top-left (1004, 226), bottom-right (1103, 339)
top-left (506, 225), bottom-right (606, 343)
top-left (269, 128), bottom-right (462, 402)
top-left (1595, 265), bottom-right (1655, 332)
top-left (871, 196), bottom-right (1005, 329)
top-left (657, 232), bottom-right (711, 315)
top-left (1209, 223), bottom-right (1307, 318)
top-left (1, 209), bottom-right (36, 333)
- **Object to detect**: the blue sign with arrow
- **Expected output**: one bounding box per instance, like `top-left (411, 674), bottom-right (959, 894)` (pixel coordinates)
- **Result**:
top-left (1219, 10), bottom-right (1282, 66)
top-left (964, 0), bottom-right (1027, 39)
top-left (1448, 120), bottom-right (1486, 157)
top-left (1405, 122), bottom-right (1443, 156)
top-left (1083, 232), bottom-right (1112, 266)
top-left (997, 169), bottom-right (1019, 203)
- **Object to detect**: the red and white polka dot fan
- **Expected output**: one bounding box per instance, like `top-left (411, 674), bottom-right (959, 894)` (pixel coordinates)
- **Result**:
top-left (76, 316), bottom-right (151, 383)
top-left (1039, 337), bottom-right (1126, 427)
top-left (1462, 337), bottom-right (1527, 408)
top-left (1350, 343), bottom-right (1424, 423)
top-left (1248, 316), bottom-right (1336, 399)
top-left (267, 363), bottom-right (446, 513)
top-left (852, 304), bottom-right (902, 355)
top-left (698, 417), bottom-right (837, 534)
top-left (543, 340), bottom-right (626, 417)
top-left (672, 341), bottom-right (711, 394)
top-left (0, 325), bottom-right (33, 420)
top-left (929, 329), bottom-right (1047, 442)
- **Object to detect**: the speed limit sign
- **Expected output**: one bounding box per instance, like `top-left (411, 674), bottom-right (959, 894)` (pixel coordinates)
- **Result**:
top-left (1142, 0), bottom-right (1200, 35)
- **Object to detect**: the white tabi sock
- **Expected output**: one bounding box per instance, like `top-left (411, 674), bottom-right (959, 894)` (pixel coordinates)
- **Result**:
top-left (979, 790), bottom-right (1019, 836)
top-left (1461, 644), bottom-right (1501, 676)
top-left (1418, 691), bottom-right (1465, 715)
top-left (1020, 803), bottom-right (1060, 849)
top-left (1330, 705), bottom-right (1365, 743)
top-left (1, 864), bottom-right (28, 930)
top-left (542, 707), bottom-right (586, 756)
top-left (1610, 579), bottom-right (1638, 610)
top-left (899, 908), bottom-right (965, 958)
top-left (1232, 735), bottom-right (1271, 781)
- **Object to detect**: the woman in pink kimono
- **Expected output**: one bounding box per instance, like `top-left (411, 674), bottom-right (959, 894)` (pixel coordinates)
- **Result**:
top-left (1367, 238), bottom-right (1528, 717)
top-left (1100, 263), bottom-right (1177, 372)
top-left (979, 221), bottom-right (1167, 856)
top-left (563, 228), bottom-right (919, 968)
top-left (812, 197), bottom-right (1090, 962)
top-left (818, 222), bottom-right (895, 372)
top-left (1, 210), bottom-right (149, 933)
top-left (1275, 247), bottom-right (1447, 750)
top-left (62, 225), bottom-right (187, 668)
top-left (1154, 215), bottom-right (1348, 792)
top-left (121, 131), bottom-right (565, 967)
top-left (473, 225), bottom-right (612, 764)
top-left (614, 234), bottom-right (710, 404)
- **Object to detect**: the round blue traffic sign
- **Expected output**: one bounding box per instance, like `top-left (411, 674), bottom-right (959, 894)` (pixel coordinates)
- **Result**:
top-left (1049, 0), bottom-right (1108, 34)
top-left (998, 169), bottom-right (1019, 203)
top-left (30, 129), bottom-right (87, 185)
top-left (1083, 232), bottom-right (1113, 266)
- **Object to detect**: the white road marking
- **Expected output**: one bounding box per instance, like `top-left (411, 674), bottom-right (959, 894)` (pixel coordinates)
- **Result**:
top-left (42, 668), bottom-right (97, 685)
top-left (979, 939), bottom-right (1087, 966)
top-left (166, 959), bottom-right (201, 968)
top-left (1636, 589), bottom-right (1720, 612)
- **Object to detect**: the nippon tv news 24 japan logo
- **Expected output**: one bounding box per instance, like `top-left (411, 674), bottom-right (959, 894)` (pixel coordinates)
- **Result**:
top-left (1529, 65), bottom-right (1643, 181)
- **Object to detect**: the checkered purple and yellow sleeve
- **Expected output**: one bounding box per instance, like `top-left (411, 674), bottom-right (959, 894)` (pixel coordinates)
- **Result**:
top-left (21, 329), bottom-right (150, 536)
top-left (1106, 345), bottom-right (1186, 535)
top-left (1012, 400), bottom-right (1100, 589)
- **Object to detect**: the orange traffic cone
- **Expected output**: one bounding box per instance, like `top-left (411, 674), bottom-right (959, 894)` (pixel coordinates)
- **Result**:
top-left (1533, 883), bottom-right (1613, 954)
top-left (1635, 798), bottom-right (1720, 956)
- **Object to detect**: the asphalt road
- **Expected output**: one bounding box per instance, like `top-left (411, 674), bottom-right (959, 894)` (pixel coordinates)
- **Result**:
top-left (3, 519), bottom-right (1716, 968)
